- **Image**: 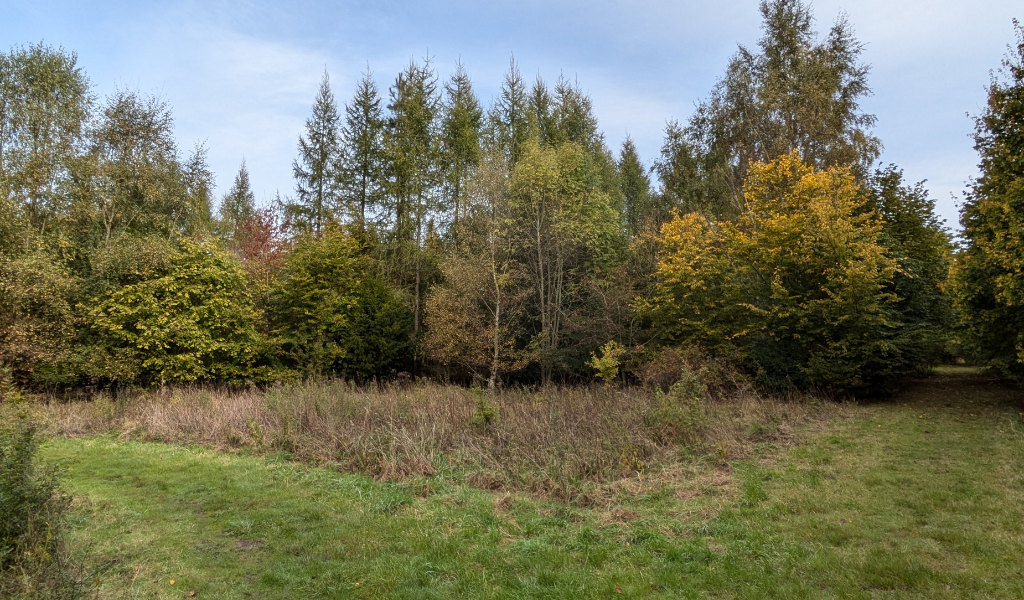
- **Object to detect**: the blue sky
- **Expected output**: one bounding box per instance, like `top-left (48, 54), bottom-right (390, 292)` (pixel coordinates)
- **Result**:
top-left (1, 0), bottom-right (1020, 229)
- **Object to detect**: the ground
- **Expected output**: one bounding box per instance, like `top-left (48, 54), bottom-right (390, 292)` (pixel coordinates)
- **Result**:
top-left (41, 368), bottom-right (1024, 598)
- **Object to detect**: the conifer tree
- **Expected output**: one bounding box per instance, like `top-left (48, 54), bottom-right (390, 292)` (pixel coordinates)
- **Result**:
top-left (528, 76), bottom-right (557, 146)
top-left (488, 57), bottom-right (529, 166)
top-left (291, 70), bottom-right (342, 237)
top-left (440, 62), bottom-right (483, 232)
top-left (340, 68), bottom-right (385, 227)
top-left (384, 59), bottom-right (440, 334)
top-left (218, 159), bottom-right (256, 236)
top-left (618, 137), bottom-right (651, 236)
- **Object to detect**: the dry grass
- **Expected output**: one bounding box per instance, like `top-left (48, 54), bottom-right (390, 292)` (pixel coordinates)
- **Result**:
top-left (31, 380), bottom-right (839, 503)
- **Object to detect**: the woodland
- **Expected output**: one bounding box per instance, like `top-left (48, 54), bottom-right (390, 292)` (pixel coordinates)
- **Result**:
top-left (3, 1), bottom-right (1024, 598)
top-left (2, 0), bottom-right (1022, 397)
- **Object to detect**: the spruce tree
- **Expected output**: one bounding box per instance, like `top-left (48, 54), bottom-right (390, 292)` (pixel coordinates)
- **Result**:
top-left (440, 62), bottom-right (482, 231)
top-left (488, 57), bottom-right (529, 166)
top-left (618, 137), bottom-right (651, 236)
top-left (291, 70), bottom-right (342, 237)
top-left (219, 159), bottom-right (256, 235)
top-left (340, 68), bottom-right (385, 227)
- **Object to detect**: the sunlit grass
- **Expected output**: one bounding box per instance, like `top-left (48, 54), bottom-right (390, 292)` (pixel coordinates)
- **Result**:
top-left (41, 371), bottom-right (1024, 599)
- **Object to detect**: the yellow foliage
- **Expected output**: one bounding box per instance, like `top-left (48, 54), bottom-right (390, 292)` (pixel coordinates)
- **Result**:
top-left (653, 151), bottom-right (902, 392)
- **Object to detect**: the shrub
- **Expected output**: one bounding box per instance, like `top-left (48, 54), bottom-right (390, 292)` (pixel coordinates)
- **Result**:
top-left (0, 251), bottom-right (79, 388)
top-left (652, 151), bottom-right (905, 394)
top-left (588, 341), bottom-right (625, 384)
top-left (468, 387), bottom-right (499, 431)
top-left (0, 418), bottom-right (85, 599)
top-left (647, 369), bottom-right (708, 447)
top-left (85, 238), bottom-right (276, 386)
top-left (269, 228), bottom-right (413, 380)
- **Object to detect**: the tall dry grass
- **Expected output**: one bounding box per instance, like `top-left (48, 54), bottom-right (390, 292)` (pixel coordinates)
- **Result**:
top-left (35, 380), bottom-right (837, 503)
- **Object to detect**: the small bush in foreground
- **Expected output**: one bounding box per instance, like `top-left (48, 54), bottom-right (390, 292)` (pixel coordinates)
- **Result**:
top-left (0, 418), bottom-right (85, 599)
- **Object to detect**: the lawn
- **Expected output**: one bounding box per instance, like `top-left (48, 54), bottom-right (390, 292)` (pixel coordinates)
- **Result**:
top-left (41, 369), bottom-right (1024, 599)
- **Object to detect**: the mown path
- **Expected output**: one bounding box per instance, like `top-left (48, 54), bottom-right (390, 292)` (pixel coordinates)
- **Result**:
top-left (44, 369), bottom-right (1024, 599)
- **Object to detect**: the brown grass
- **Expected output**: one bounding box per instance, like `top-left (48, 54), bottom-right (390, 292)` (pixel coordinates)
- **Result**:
top-left (31, 380), bottom-right (839, 503)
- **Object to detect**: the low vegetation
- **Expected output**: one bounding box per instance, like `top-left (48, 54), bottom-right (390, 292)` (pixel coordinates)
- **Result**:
top-left (20, 368), bottom-right (1024, 599)
top-left (34, 374), bottom-right (829, 505)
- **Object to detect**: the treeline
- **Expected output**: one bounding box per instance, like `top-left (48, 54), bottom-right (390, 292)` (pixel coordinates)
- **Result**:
top-left (1, 0), bottom-right (1018, 395)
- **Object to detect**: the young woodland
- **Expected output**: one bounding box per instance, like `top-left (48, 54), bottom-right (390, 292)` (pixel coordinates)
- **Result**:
top-left (7, 0), bottom-right (1015, 397)
top-left (2, 1), bottom-right (1024, 598)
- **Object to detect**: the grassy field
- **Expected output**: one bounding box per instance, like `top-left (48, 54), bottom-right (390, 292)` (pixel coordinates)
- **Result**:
top-left (38, 369), bottom-right (1024, 599)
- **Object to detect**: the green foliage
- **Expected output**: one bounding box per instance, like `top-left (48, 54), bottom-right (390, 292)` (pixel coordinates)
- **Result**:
top-left (653, 152), bottom-right (904, 393)
top-left (647, 369), bottom-right (707, 446)
top-left (467, 387), bottom-right (498, 431)
top-left (289, 71), bottom-right (342, 237)
top-left (588, 340), bottom-right (625, 385)
top-left (0, 418), bottom-right (84, 599)
top-left (270, 228), bottom-right (412, 380)
top-left (0, 251), bottom-right (79, 387)
top-left (952, 22), bottom-right (1024, 381)
top-left (867, 166), bottom-right (955, 372)
top-left (85, 238), bottom-right (272, 386)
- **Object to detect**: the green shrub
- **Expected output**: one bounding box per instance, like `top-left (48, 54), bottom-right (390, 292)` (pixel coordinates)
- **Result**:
top-left (0, 418), bottom-right (85, 599)
top-left (647, 369), bottom-right (707, 447)
top-left (85, 238), bottom-right (276, 386)
top-left (468, 387), bottom-right (499, 431)
top-left (588, 341), bottom-right (625, 385)
top-left (269, 228), bottom-right (413, 380)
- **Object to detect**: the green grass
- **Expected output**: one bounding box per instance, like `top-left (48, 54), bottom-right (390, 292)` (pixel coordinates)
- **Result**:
top-left (42, 372), bottom-right (1024, 599)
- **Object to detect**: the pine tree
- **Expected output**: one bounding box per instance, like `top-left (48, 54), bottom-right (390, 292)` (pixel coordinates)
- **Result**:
top-left (219, 159), bottom-right (256, 236)
top-left (291, 70), bottom-right (342, 237)
top-left (440, 62), bottom-right (482, 233)
top-left (340, 68), bottom-right (385, 227)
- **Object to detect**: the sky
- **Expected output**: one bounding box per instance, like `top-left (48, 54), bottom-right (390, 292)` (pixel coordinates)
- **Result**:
top-left (1, 0), bottom-right (1020, 231)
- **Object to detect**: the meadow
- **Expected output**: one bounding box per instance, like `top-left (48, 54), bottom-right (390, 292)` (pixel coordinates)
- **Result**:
top-left (19, 367), bottom-right (1024, 599)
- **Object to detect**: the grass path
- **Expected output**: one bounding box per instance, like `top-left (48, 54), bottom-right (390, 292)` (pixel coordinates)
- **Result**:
top-left (42, 370), bottom-right (1024, 599)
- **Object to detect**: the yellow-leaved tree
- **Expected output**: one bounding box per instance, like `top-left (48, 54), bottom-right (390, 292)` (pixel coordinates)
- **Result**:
top-left (651, 151), bottom-right (903, 393)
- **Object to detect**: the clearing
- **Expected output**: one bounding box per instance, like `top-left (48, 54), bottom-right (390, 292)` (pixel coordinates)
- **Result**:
top-left (41, 369), bottom-right (1024, 598)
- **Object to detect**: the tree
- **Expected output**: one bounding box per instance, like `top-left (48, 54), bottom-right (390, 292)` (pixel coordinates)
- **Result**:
top-left (269, 227), bottom-right (412, 379)
top-left (340, 68), bottom-right (385, 227)
top-left (488, 56), bottom-right (529, 167)
top-left (218, 159), bottom-right (256, 237)
top-left (383, 59), bottom-right (441, 334)
top-left (683, 0), bottom-right (880, 212)
top-left (509, 140), bottom-right (620, 382)
top-left (85, 239), bottom-right (273, 386)
top-left (439, 62), bottom-right (483, 234)
top-left (652, 152), bottom-right (903, 393)
top-left (867, 166), bottom-right (954, 374)
top-left (952, 21), bottom-right (1024, 380)
top-left (619, 136), bottom-right (651, 236)
top-left (290, 70), bottom-right (342, 237)
top-left (0, 44), bottom-right (91, 245)
top-left (87, 90), bottom-right (194, 246)
top-left (423, 145), bottom-right (528, 387)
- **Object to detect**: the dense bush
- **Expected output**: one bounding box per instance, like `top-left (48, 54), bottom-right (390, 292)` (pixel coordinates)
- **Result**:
top-left (84, 238), bottom-right (276, 386)
top-left (652, 152), bottom-right (906, 393)
top-left (269, 228), bottom-right (413, 380)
